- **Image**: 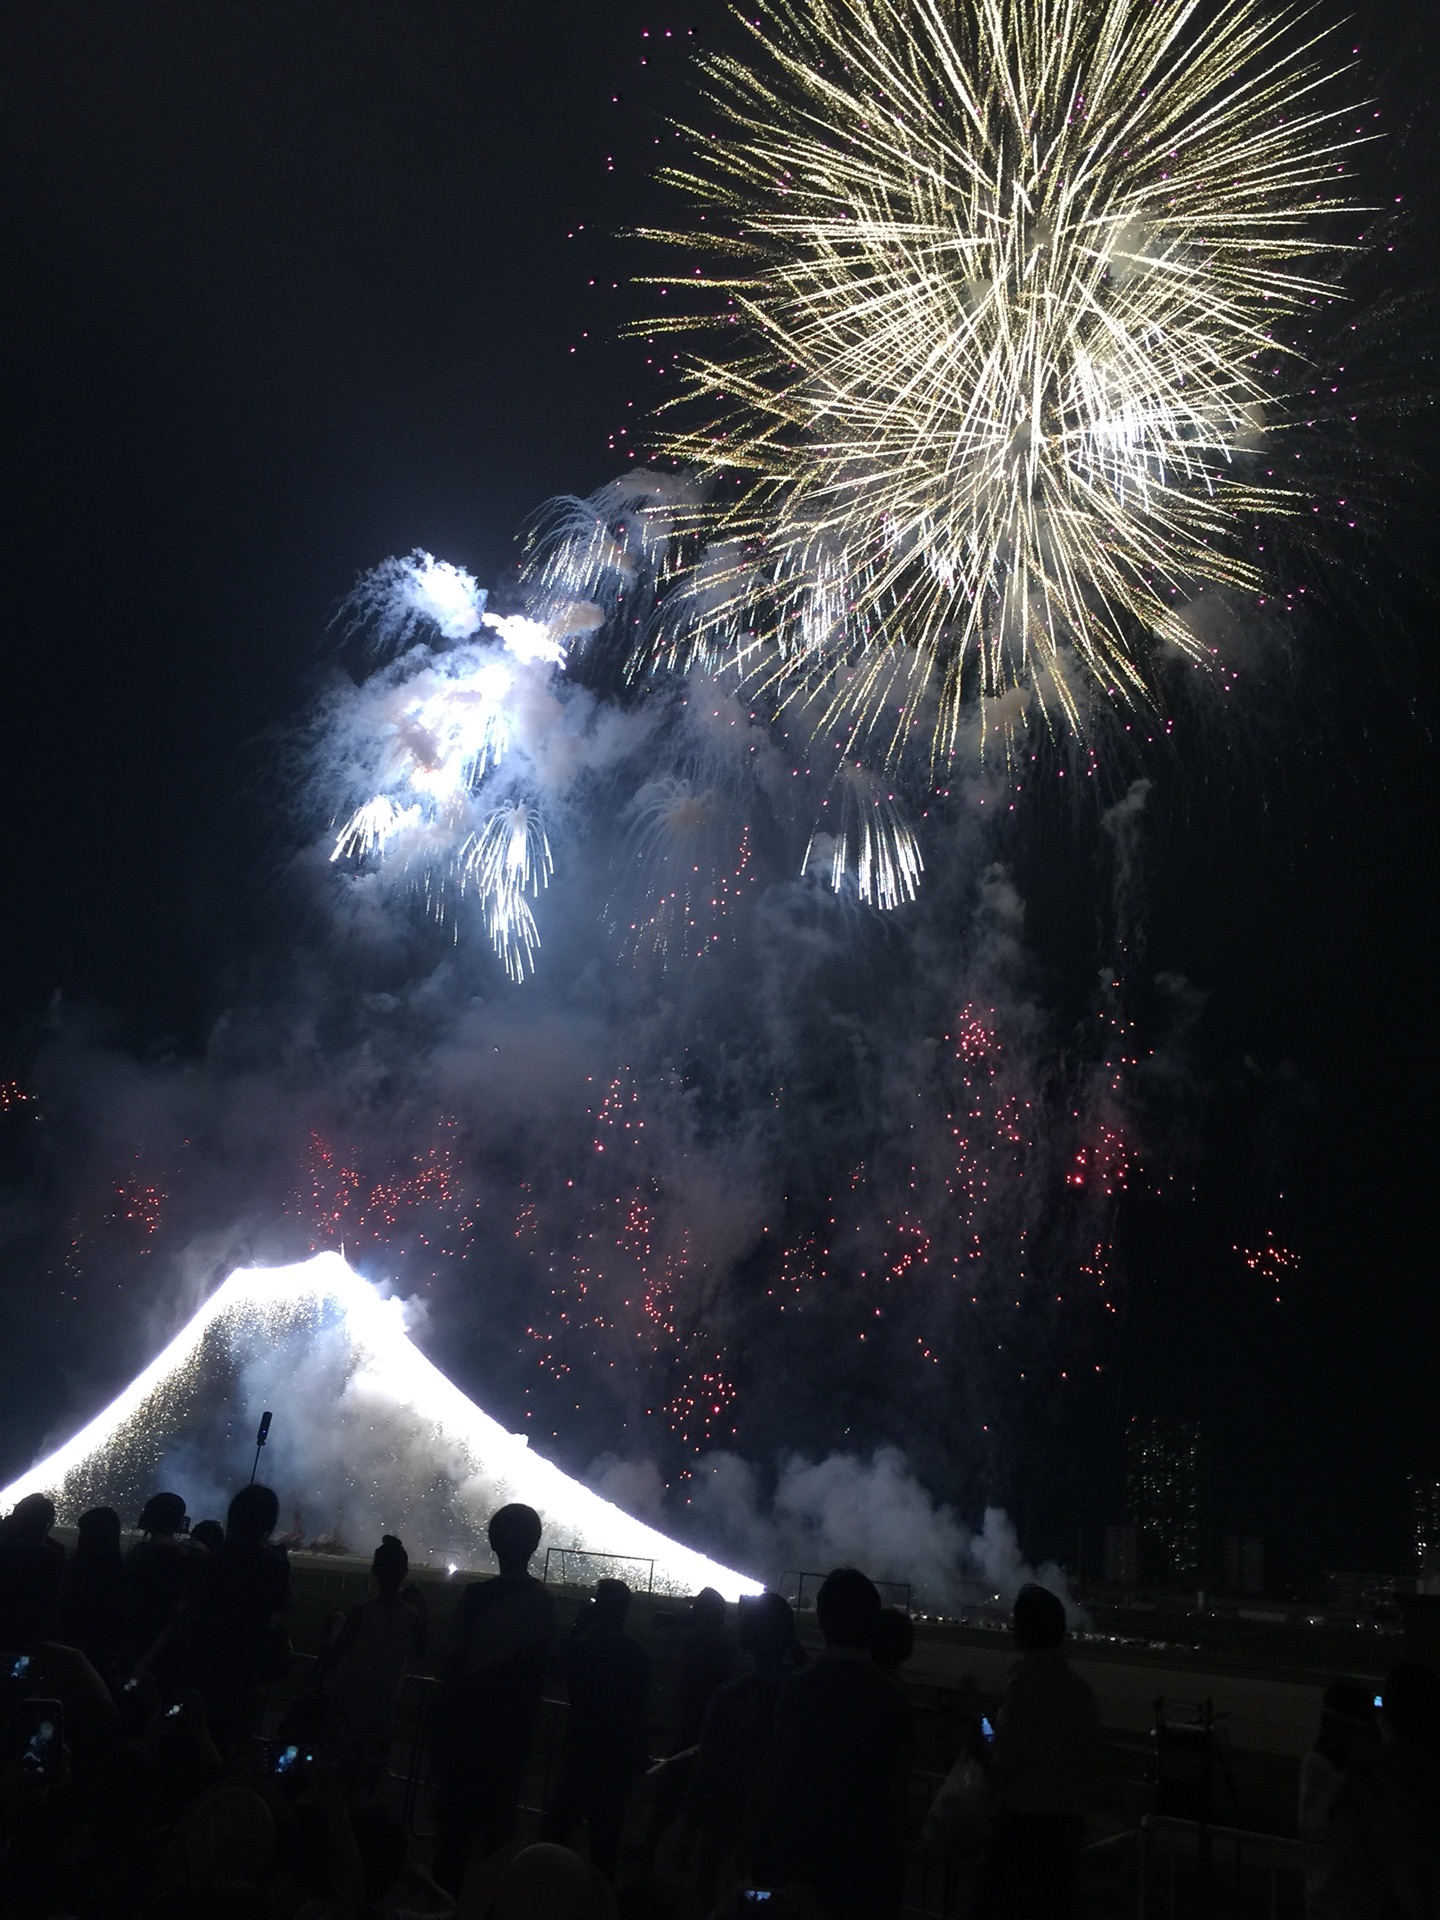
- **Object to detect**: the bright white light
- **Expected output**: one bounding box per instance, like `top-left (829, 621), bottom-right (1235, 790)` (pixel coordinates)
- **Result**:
top-left (483, 611), bottom-right (569, 668)
top-left (407, 554), bottom-right (485, 641)
top-left (331, 796), bottom-right (420, 863)
top-left (459, 802), bottom-right (554, 983)
top-left (0, 1254), bottom-right (763, 1601)
top-left (473, 659), bottom-right (513, 702)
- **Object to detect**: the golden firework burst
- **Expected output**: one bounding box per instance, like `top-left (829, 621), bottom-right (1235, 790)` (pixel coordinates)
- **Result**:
top-left (635, 0), bottom-right (1362, 761)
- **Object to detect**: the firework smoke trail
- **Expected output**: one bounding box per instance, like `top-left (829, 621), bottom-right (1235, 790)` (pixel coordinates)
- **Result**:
top-left (632, 0), bottom-right (1364, 760)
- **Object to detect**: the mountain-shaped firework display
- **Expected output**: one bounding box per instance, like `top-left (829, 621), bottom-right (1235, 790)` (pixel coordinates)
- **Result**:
top-left (0, 1254), bottom-right (761, 1600)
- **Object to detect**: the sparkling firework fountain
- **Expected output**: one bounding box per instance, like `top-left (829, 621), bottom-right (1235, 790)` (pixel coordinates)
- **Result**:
top-left (0, 1254), bottom-right (761, 1596)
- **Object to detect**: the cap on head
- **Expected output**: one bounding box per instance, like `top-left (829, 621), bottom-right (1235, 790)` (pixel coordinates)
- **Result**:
top-left (691, 1586), bottom-right (727, 1632)
top-left (372, 1534), bottom-right (409, 1585)
top-left (816, 1566), bottom-right (883, 1649)
top-left (139, 1491), bottom-right (188, 1535)
top-left (1013, 1582), bottom-right (1066, 1651)
top-left (488, 1502), bottom-right (543, 1569)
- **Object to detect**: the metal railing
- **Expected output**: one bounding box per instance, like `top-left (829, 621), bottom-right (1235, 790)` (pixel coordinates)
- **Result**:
top-left (542, 1546), bottom-right (656, 1593)
top-left (1132, 1816), bottom-right (1309, 1920)
top-left (263, 1664), bottom-right (1310, 1918)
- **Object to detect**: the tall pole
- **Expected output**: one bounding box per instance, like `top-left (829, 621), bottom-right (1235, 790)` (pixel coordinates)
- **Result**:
top-left (250, 1410), bottom-right (272, 1485)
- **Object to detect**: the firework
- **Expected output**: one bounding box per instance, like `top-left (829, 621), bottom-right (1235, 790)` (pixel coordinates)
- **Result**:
top-left (0, 1254), bottom-right (762, 1596)
top-left (614, 774), bottom-right (757, 963)
top-left (637, 0), bottom-right (1361, 759)
top-left (345, 549), bottom-right (487, 650)
top-left (328, 553), bottom-right (609, 969)
top-left (803, 762), bottom-right (923, 910)
top-left (459, 801), bottom-right (554, 982)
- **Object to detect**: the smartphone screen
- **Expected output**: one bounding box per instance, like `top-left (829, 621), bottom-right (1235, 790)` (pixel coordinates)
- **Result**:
top-left (17, 1699), bottom-right (64, 1780)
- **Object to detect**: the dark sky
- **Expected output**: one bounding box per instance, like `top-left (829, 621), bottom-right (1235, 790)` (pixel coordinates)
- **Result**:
top-left (0, 1), bottom-right (1436, 1581)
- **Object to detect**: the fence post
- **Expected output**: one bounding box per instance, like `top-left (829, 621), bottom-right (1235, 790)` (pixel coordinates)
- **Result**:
top-left (1135, 1817), bottom-right (1148, 1920)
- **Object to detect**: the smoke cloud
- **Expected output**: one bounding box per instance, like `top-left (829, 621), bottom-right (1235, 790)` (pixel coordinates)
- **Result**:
top-left (0, 480), bottom-right (1199, 1597)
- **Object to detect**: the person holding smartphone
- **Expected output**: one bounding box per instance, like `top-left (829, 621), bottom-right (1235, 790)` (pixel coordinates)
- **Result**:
top-left (743, 1567), bottom-right (912, 1920)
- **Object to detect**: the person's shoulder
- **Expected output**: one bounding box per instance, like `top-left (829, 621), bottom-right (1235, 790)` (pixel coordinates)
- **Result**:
top-left (777, 1655), bottom-right (838, 1709)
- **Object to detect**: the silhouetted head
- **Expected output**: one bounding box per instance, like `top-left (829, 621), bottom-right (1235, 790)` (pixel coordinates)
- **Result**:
top-left (1321, 1677), bottom-right (1378, 1724)
top-left (372, 1534), bottom-right (408, 1591)
top-left (9, 1493), bottom-right (56, 1540)
top-left (488, 1502), bottom-right (543, 1576)
top-left (225, 1484), bottom-right (279, 1546)
top-left (1380, 1662), bottom-right (1440, 1745)
top-left (691, 1587), bottom-right (727, 1636)
top-left (75, 1507), bottom-right (122, 1564)
top-left (486, 1842), bottom-right (596, 1920)
top-left (594, 1577), bottom-right (631, 1627)
top-left (816, 1567), bottom-right (882, 1650)
top-left (139, 1491), bottom-right (189, 1537)
top-left (190, 1519), bottom-right (225, 1555)
top-left (1013, 1582), bottom-right (1067, 1653)
top-left (1314, 1677), bottom-right (1380, 1764)
top-left (739, 1591), bottom-right (801, 1671)
top-left (871, 1605), bottom-right (915, 1673)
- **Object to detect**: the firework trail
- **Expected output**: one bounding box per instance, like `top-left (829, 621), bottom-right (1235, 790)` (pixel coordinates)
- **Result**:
top-left (632, 0), bottom-right (1362, 760)
top-left (803, 762), bottom-right (923, 911)
top-left (460, 803), bottom-right (554, 983)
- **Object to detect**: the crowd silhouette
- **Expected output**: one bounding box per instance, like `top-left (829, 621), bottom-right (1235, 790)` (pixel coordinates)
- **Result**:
top-left (0, 1485), bottom-right (1436, 1918)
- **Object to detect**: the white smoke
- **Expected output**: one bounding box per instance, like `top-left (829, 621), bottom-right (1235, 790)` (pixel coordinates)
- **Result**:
top-left (679, 1445), bottom-right (1075, 1615)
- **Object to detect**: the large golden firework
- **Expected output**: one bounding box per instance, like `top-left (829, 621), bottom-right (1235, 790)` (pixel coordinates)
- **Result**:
top-left (636, 0), bottom-right (1360, 761)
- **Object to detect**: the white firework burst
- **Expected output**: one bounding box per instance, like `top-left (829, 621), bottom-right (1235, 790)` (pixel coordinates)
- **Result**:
top-left (459, 801), bottom-right (554, 982)
top-left (803, 764), bottom-right (924, 911)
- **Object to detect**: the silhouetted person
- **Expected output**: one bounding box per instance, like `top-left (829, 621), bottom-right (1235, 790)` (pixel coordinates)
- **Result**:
top-left (431, 1502), bottom-right (557, 1893)
top-left (638, 1585), bottom-right (736, 1863)
top-left (871, 1605), bottom-right (915, 1676)
top-left (976, 1582), bottom-right (1099, 1920)
top-left (674, 1588), bottom-right (736, 1745)
top-left (51, 1506), bottom-right (125, 1673)
top-left (0, 1492), bottom-right (66, 1646)
top-left (187, 1483), bottom-right (291, 1753)
top-left (746, 1566), bottom-right (912, 1920)
top-left (323, 1534), bottom-right (427, 1802)
top-left (189, 1519), bottom-right (225, 1557)
top-left (126, 1491), bottom-right (199, 1668)
top-left (544, 1578), bottom-right (651, 1883)
top-left (1372, 1661), bottom-right (1440, 1917)
top-left (692, 1591), bottom-right (804, 1900)
top-left (1298, 1677), bottom-right (1384, 1920)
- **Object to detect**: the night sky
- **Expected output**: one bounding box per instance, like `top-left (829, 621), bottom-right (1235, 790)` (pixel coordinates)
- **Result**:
top-left (0, 2), bottom-right (1435, 1584)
